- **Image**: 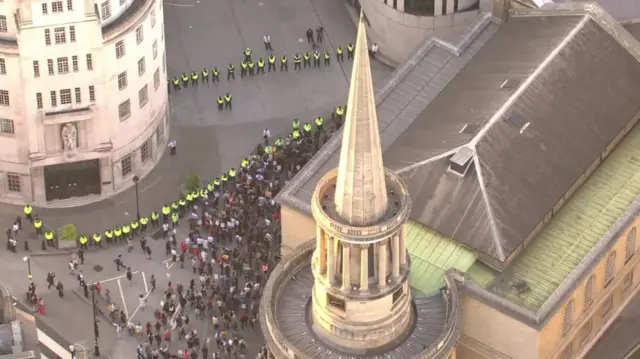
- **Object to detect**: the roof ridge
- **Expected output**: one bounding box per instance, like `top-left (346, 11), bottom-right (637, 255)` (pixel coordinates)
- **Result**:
top-left (472, 151), bottom-right (506, 261)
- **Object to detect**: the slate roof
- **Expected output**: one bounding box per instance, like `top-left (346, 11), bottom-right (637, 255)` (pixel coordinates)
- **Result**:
top-left (279, 9), bottom-right (640, 266)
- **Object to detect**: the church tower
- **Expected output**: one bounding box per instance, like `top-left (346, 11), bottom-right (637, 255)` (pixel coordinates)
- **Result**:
top-left (310, 14), bottom-right (413, 352)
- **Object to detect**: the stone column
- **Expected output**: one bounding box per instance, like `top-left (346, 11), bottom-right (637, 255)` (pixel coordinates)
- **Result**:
top-left (318, 227), bottom-right (327, 273)
top-left (327, 237), bottom-right (334, 283)
top-left (342, 243), bottom-right (351, 290)
top-left (434, 0), bottom-right (443, 16)
top-left (392, 235), bottom-right (400, 278)
top-left (378, 241), bottom-right (387, 289)
top-left (360, 245), bottom-right (369, 291)
top-left (399, 230), bottom-right (406, 267)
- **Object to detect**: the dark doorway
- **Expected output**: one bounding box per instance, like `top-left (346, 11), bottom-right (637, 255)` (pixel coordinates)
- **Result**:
top-left (44, 159), bottom-right (101, 201)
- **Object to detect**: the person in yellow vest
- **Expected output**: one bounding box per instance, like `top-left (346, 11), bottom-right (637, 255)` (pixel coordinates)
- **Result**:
top-left (44, 230), bottom-right (54, 247)
top-left (336, 46), bottom-right (344, 62)
top-left (315, 117), bottom-right (324, 132)
top-left (221, 173), bottom-right (229, 189)
top-left (191, 71), bottom-right (199, 86)
top-left (24, 204), bottom-right (33, 222)
top-left (240, 61), bottom-right (248, 78)
top-left (105, 229), bottom-right (113, 245)
top-left (267, 55), bottom-right (276, 72)
top-left (334, 105), bottom-right (345, 128)
top-left (201, 67), bottom-right (209, 84)
top-left (140, 216), bottom-right (149, 232)
top-left (182, 72), bottom-right (189, 88)
top-left (206, 182), bottom-right (214, 193)
top-left (303, 122), bottom-right (312, 137)
top-left (213, 178), bottom-right (221, 191)
top-left (151, 211), bottom-right (159, 227)
top-left (324, 51), bottom-right (331, 66)
top-left (171, 212), bottom-right (179, 228)
top-left (131, 219), bottom-right (139, 235)
top-left (199, 188), bottom-right (207, 199)
top-left (171, 202), bottom-right (179, 214)
top-left (178, 199), bottom-right (187, 216)
top-left (244, 47), bottom-right (252, 62)
top-left (191, 190), bottom-right (199, 202)
top-left (114, 227), bottom-right (122, 242)
top-left (281, 55), bottom-right (288, 72)
top-left (225, 93), bottom-right (232, 110)
top-left (172, 76), bottom-right (180, 91)
top-left (313, 51), bottom-right (320, 68)
top-left (33, 217), bottom-right (43, 235)
top-left (227, 63), bottom-right (235, 81)
top-left (241, 158), bottom-right (250, 173)
top-left (228, 168), bottom-right (237, 184)
top-left (212, 67), bottom-right (220, 83)
top-left (248, 61), bottom-right (255, 76)
top-left (217, 96), bottom-right (224, 111)
top-left (186, 193), bottom-right (193, 207)
top-left (303, 52), bottom-right (311, 68)
top-left (122, 224), bottom-right (131, 240)
top-left (257, 58), bottom-right (265, 75)
top-left (292, 129), bottom-right (301, 141)
top-left (293, 53), bottom-right (302, 70)
top-left (92, 233), bottom-right (102, 248)
top-left (162, 205), bottom-right (171, 222)
top-left (347, 43), bottom-right (354, 59)
top-left (264, 146), bottom-right (273, 156)
top-left (79, 235), bottom-right (88, 249)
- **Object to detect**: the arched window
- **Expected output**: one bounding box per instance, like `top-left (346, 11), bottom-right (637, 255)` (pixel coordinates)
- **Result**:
top-left (563, 300), bottom-right (574, 336)
top-left (584, 275), bottom-right (595, 310)
top-left (604, 251), bottom-right (616, 287)
top-left (625, 227), bottom-right (637, 263)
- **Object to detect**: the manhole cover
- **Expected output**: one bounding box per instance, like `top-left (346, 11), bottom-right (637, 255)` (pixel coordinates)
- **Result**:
top-left (93, 265), bottom-right (103, 272)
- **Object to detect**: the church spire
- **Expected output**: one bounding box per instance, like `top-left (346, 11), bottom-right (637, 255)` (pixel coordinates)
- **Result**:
top-left (334, 13), bottom-right (389, 226)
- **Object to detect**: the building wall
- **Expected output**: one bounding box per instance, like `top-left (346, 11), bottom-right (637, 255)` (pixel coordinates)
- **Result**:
top-left (0, 0), bottom-right (168, 205)
top-left (280, 205), bottom-right (316, 255)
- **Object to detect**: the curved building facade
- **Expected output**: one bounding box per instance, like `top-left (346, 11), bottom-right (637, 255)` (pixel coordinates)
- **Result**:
top-left (0, 0), bottom-right (168, 205)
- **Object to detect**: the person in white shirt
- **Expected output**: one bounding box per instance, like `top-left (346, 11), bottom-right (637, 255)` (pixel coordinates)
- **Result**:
top-left (263, 34), bottom-right (273, 51)
top-left (262, 128), bottom-right (271, 146)
top-left (168, 140), bottom-right (177, 156)
top-left (370, 43), bottom-right (379, 57)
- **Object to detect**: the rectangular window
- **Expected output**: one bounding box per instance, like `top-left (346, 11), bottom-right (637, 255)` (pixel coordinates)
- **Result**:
top-left (69, 25), bottom-right (76, 42)
top-left (115, 40), bottom-right (125, 59)
top-left (121, 154), bottom-right (132, 176)
top-left (600, 295), bottom-right (613, 319)
top-left (6, 173), bottom-right (21, 192)
top-left (118, 99), bottom-right (131, 121)
top-left (50, 90), bottom-right (57, 107)
top-left (150, 9), bottom-right (156, 27)
top-left (0, 118), bottom-right (14, 135)
top-left (152, 40), bottom-right (158, 59)
top-left (141, 139), bottom-right (151, 162)
top-left (0, 90), bottom-right (9, 106)
top-left (101, 0), bottom-right (111, 19)
top-left (52, 1), bottom-right (63, 12)
top-left (86, 54), bottom-right (93, 70)
top-left (89, 85), bottom-right (95, 101)
top-left (162, 51), bottom-right (166, 74)
top-left (0, 58), bottom-right (5, 74)
top-left (138, 57), bottom-right (145, 76)
top-left (74, 87), bottom-right (81, 103)
top-left (153, 68), bottom-right (160, 90)
top-left (67, 0), bottom-right (73, 10)
top-left (47, 59), bottom-right (54, 75)
top-left (45, 29), bottom-right (51, 45)
top-left (33, 60), bottom-right (40, 77)
top-left (138, 85), bottom-right (148, 108)
top-left (54, 27), bottom-right (66, 44)
top-left (60, 89), bottom-right (71, 105)
top-left (42, 3), bottom-right (48, 14)
top-left (0, 16), bottom-right (7, 33)
top-left (36, 92), bottom-right (43, 109)
top-left (136, 26), bottom-right (144, 44)
top-left (117, 71), bottom-right (128, 90)
top-left (57, 57), bottom-right (69, 74)
top-left (72, 55), bottom-right (78, 72)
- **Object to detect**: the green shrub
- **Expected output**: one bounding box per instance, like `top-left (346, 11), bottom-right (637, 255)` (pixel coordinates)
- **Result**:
top-left (59, 224), bottom-right (77, 241)
top-left (185, 172), bottom-right (200, 192)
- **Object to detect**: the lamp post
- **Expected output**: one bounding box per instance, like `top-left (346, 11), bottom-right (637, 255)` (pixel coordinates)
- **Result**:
top-left (22, 256), bottom-right (32, 281)
top-left (133, 175), bottom-right (140, 220)
top-left (90, 284), bottom-right (100, 356)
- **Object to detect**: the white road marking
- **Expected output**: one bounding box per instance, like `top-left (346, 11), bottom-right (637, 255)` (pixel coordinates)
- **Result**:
top-left (37, 328), bottom-right (71, 359)
top-left (166, 261), bottom-right (176, 270)
top-left (117, 279), bottom-right (129, 318)
top-left (162, 258), bottom-right (172, 264)
top-left (99, 271), bottom-right (140, 284)
top-left (165, 3), bottom-right (194, 6)
top-left (142, 272), bottom-right (149, 293)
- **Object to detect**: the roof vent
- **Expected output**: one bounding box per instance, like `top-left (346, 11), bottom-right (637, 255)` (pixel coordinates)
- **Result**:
top-left (500, 78), bottom-right (521, 89)
top-left (505, 113), bottom-right (530, 134)
top-left (449, 146), bottom-right (474, 176)
top-left (460, 124), bottom-right (481, 135)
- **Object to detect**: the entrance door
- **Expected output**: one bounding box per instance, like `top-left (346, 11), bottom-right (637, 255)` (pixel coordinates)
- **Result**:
top-left (44, 160), bottom-right (101, 201)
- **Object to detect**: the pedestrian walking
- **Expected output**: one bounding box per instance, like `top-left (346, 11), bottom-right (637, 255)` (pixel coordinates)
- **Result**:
top-left (168, 140), bottom-right (177, 156)
top-left (126, 267), bottom-right (133, 286)
top-left (263, 34), bottom-right (273, 51)
top-left (316, 26), bottom-right (324, 43)
top-left (150, 274), bottom-right (156, 291)
top-left (305, 28), bottom-right (314, 43)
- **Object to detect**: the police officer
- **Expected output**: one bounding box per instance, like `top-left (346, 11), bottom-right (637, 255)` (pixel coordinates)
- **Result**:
top-left (24, 204), bottom-right (33, 222)
top-left (257, 58), bottom-right (265, 74)
top-left (228, 168), bottom-right (237, 184)
top-left (303, 52), bottom-right (311, 68)
top-left (324, 51), bottom-right (331, 66)
top-left (315, 116), bottom-right (324, 132)
top-left (151, 211), bottom-right (159, 227)
top-left (131, 219), bottom-right (139, 235)
top-left (221, 173), bottom-right (229, 189)
top-left (211, 67), bottom-right (220, 83)
top-left (241, 61), bottom-right (248, 78)
top-left (114, 226), bottom-right (122, 243)
top-left (268, 55), bottom-right (276, 72)
top-left (292, 118), bottom-right (300, 131)
top-left (171, 201), bottom-right (179, 214)
top-left (224, 93), bottom-right (232, 110)
top-left (292, 129), bottom-right (301, 141)
top-left (171, 212), bottom-right (179, 228)
top-left (274, 137), bottom-right (284, 148)
top-left (227, 63), bottom-right (235, 81)
top-left (335, 105), bottom-right (345, 124)
top-left (248, 60), bottom-right (255, 76)
top-left (172, 76), bottom-right (181, 91)
top-left (347, 43), bottom-right (354, 59)
top-left (281, 55), bottom-right (288, 71)
top-left (140, 216), bottom-right (149, 232)
top-left (179, 198), bottom-right (187, 216)
top-left (33, 217), bottom-right (43, 235)
top-left (79, 235), bottom-right (88, 249)
top-left (303, 122), bottom-right (312, 137)
top-left (105, 229), bottom-right (113, 245)
top-left (122, 223), bottom-right (131, 240)
top-left (162, 204), bottom-right (171, 222)
top-left (217, 96), bottom-right (224, 111)
top-left (336, 46), bottom-right (344, 62)
top-left (182, 72), bottom-right (190, 88)
top-left (201, 67), bottom-right (209, 84)
top-left (241, 157), bottom-right (250, 172)
top-left (313, 51), bottom-right (320, 68)
top-left (92, 233), bottom-right (102, 248)
top-left (213, 177), bottom-right (221, 191)
top-left (244, 47), bottom-right (252, 62)
top-left (44, 230), bottom-right (54, 247)
top-left (191, 71), bottom-right (199, 86)
top-left (294, 53), bottom-right (302, 70)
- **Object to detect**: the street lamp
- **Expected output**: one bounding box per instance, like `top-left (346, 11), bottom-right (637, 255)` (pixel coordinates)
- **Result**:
top-left (22, 256), bottom-right (31, 281)
top-left (133, 175), bottom-right (140, 220)
top-left (90, 284), bottom-right (100, 356)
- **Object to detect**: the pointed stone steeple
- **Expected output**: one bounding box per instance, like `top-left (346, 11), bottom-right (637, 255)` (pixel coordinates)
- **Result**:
top-left (334, 13), bottom-right (389, 227)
